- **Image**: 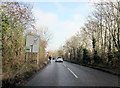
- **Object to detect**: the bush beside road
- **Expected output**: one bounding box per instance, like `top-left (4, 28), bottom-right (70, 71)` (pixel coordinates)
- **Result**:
top-left (2, 59), bottom-right (49, 87)
top-left (1, 2), bottom-right (52, 88)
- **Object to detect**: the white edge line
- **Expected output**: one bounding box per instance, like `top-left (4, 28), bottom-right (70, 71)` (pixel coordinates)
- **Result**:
top-left (67, 68), bottom-right (78, 79)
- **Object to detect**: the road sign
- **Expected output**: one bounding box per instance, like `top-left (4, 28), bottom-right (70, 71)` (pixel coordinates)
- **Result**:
top-left (26, 35), bottom-right (40, 52)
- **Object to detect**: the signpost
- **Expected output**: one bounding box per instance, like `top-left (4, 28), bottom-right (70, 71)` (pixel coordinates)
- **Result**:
top-left (26, 35), bottom-right (40, 53)
top-left (25, 35), bottom-right (40, 64)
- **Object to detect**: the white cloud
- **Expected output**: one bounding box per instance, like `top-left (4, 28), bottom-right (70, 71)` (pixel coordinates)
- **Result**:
top-left (32, 9), bottom-right (58, 27)
top-left (32, 9), bottom-right (82, 50)
top-left (73, 14), bottom-right (81, 21)
top-left (33, 9), bottom-right (80, 31)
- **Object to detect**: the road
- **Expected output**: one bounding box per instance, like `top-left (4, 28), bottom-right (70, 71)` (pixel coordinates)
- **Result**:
top-left (25, 60), bottom-right (119, 86)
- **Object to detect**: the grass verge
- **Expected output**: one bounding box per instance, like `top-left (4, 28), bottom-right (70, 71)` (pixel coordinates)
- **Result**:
top-left (65, 60), bottom-right (120, 76)
top-left (81, 64), bottom-right (120, 76)
top-left (2, 59), bottom-right (49, 88)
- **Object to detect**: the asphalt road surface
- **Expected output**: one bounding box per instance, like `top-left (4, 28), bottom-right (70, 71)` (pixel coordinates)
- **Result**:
top-left (25, 60), bottom-right (119, 86)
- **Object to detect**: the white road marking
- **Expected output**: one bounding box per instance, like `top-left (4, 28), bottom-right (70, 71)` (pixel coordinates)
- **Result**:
top-left (67, 68), bottom-right (78, 79)
top-left (63, 64), bottom-right (66, 67)
top-left (63, 63), bottom-right (78, 78)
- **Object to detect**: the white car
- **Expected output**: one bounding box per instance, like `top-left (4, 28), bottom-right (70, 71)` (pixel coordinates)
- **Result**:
top-left (55, 57), bottom-right (63, 62)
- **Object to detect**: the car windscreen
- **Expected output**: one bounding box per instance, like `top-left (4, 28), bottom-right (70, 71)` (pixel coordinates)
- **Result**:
top-left (57, 57), bottom-right (61, 59)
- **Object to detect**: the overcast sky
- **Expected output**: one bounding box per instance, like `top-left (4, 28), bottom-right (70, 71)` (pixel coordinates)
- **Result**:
top-left (29, 1), bottom-right (95, 51)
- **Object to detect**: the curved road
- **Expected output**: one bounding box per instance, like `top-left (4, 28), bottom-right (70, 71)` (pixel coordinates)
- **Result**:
top-left (25, 60), bottom-right (119, 86)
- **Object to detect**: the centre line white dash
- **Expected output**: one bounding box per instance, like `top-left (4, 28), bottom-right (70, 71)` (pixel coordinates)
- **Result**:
top-left (67, 68), bottom-right (78, 79)
top-left (63, 64), bottom-right (66, 67)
